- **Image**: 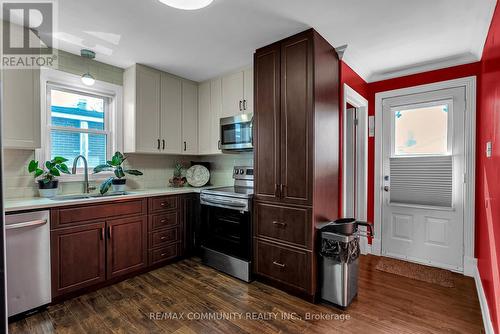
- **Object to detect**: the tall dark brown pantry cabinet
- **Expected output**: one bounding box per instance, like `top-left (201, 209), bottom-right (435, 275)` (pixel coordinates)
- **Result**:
top-left (253, 29), bottom-right (340, 301)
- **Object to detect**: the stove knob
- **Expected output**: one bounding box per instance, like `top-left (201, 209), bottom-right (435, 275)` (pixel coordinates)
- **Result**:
top-left (239, 169), bottom-right (245, 175)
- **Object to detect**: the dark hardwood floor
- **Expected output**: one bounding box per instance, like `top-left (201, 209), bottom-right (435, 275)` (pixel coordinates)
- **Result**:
top-left (9, 255), bottom-right (484, 334)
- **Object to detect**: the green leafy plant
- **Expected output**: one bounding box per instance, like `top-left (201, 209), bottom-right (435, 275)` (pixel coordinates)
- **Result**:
top-left (93, 151), bottom-right (143, 194)
top-left (28, 157), bottom-right (70, 183)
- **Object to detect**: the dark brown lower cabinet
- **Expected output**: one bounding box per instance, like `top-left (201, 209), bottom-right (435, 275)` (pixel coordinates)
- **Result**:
top-left (51, 222), bottom-right (106, 297)
top-left (50, 195), bottom-right (187, 300)
top-left (107, 216), bottom-right (147, 279)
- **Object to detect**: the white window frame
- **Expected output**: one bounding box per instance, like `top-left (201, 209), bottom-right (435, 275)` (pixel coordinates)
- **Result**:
top-left (38, 68), bottom-right (123, 182)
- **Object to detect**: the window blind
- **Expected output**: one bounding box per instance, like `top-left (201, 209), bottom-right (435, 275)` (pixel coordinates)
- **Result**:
top-left (389, 156), bottom-right (453, 207)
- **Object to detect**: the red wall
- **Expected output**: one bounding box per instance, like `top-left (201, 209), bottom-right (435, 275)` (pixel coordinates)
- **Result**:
top-left (339, 4), bottom-right (500, 331)
top-left (476, 1), bottom-right (500, 331)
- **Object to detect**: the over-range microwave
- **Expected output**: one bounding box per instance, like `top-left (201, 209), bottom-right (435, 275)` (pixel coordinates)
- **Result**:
top-left (220, 113), bottom-right (253, 152)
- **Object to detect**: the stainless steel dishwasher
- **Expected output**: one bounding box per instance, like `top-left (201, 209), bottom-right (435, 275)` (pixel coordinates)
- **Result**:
top-left (5, 211), bottom-right (51, 317)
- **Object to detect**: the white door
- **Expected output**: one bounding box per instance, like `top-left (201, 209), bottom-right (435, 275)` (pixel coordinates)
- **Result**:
top-left (381, 87), bottom-right (465, 272)
top-left (221, 71), bottom-right (244, 117)
top-left (160, 73), bottom-right (182, 154)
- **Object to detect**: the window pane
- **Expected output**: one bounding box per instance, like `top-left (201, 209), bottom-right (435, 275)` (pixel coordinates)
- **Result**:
top-left (394, 104), bottom-right (449, 156)
top-left (51, 89), bottom-right (105, 130)
top-left (51, 130), bottom-right (107, 168)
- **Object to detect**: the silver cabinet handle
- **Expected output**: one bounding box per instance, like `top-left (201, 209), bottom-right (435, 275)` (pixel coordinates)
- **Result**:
top-left (273, 261), bottom-right (286, 268)
top-left (162, 139), bottom-right (165, 150)
top-left (272, 221), bottom-right (287, 228)
top-left (239, 100), bottom-right (242, 111)
top-left (243, 99), bottom-right (247, 110)
top-left (157, 139), bottom-right (161, 150)
top-left (184, 141), bottom-right (187, 151)
top-left (218, 140), bottom-right (221, 150)
top-left (5, 219), bottom-right (47, 230)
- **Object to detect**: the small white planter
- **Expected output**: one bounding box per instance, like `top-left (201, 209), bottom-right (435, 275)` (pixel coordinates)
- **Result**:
top-left (111, 179), bottom-right (126, 193)
top-left (37, 180), bottom-right (59, 198)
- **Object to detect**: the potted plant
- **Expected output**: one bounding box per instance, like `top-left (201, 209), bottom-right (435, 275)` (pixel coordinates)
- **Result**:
top-left (93, 151), bottom-right (143, 194)
top-left (28, 157), bottom-right (71, 198)
top-left (169, 163), bottom-right (187, 188)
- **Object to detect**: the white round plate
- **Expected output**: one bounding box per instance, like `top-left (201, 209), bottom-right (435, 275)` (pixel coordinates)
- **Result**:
top-left (186, 165), bottom-right (210, 187)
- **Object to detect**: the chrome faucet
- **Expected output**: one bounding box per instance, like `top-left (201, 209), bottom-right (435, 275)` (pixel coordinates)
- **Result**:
top-left (72, 155), bottom-right (96, 193)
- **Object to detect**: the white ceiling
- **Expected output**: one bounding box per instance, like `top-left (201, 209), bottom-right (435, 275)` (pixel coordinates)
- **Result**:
top-left (56, 0), bottom-right (496, 83)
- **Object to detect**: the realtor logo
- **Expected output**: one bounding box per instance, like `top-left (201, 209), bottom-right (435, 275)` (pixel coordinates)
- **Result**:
top-left (1, 0), bottom-right (58, 68)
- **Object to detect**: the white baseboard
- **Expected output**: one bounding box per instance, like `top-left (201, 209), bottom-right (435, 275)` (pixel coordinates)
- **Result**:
top-left (359, 236), bottom-right (372, 255)
top-left (371, 238), bottom-right (382, 255)
top-left (464, 256), bottom-right (477, 277)
top-left (474, 265), bottom-right (495, 334)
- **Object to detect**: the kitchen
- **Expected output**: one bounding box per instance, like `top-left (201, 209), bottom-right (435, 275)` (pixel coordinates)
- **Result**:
top-left (1, 0), bottom-right (500, 333)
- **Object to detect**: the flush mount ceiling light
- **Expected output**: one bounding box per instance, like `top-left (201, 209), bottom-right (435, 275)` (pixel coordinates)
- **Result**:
top-left (158, 0), bottom-right (213, 10)
top-left (80, 49), bottom-right (96, 86)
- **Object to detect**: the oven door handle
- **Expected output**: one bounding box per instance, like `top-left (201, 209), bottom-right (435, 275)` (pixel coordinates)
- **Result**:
top-left (202, 197), bottom-right (247, 209)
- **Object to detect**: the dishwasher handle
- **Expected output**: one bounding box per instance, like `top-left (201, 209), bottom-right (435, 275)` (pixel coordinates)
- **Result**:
top-left (5, 219), bottom-right (47, 230)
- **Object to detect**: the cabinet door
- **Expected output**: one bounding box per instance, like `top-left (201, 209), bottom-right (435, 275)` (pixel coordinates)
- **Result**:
top-left (136, 66), bottom-right (161, 153)
top-left (160, 73), bottom-right (182, 154)
top-left (280, 33), bottom-right (313, 206)
top-left (3, 68), bottom-right (41, 149)
top-left (221, 71), bottom-right (244, 118)
top-left (254, 44), bottom-right (281, 202)
top-left (210, 78), bottom-right (223, 153)
top-left (198, 81), bottom-right (211, 154)
top-left (182, 81), bottom-right (198, 154)
top-left (51, 223), bottom-right (106, 297)
top-left (243, 68), bottom-right (253, 114)
top-left (107, 216), bottom-right (147, 279)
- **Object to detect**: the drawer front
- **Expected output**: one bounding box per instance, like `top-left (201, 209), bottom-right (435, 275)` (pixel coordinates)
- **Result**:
top-left (255, 239), bottom-right (311, 292)
top-left (149, 212), bottom-right (178, 231)
top-left (52, 199), bottom-right (146, 229)
top-left (149, 227), bottom-right (179, 248)
top-left (149, 243), bottom-right (179, 265)
top-left (149, 196), bottom-right (178, 213)
top-left (255, 202), bottom-right (312, 249)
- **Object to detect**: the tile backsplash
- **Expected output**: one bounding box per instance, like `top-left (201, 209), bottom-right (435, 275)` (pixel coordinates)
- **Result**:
top-left (2, 149), bottom-right (253, 199)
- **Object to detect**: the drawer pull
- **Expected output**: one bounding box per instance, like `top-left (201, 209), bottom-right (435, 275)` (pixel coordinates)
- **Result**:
top-left (272, 221), bottom-right (287, 228)
top-left (160, 236), bottom-right (167, 240)
top-left (273, 261), bottom-right (286, 268)
top-left (160, 202), bottom-right (166, 206)
top-left (160, 219), bottom-right (166, 223)
top-left (161, 253), bottom-right (167, 257)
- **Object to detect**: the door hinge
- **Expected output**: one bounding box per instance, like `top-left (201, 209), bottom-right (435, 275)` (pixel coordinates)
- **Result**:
top-left (463, 173), bottom-right (467, 184)
top-left (354, 118), bottom-right (359, 126)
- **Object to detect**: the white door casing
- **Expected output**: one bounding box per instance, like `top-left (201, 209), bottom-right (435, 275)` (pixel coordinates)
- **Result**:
top-left (342, 84), bottom-right (369, 254)
top-left (374, 77), bottom-right (476, 276)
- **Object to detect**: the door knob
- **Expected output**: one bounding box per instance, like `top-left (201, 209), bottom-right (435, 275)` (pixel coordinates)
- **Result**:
top-left (384, 186), bottom-right (390, 192)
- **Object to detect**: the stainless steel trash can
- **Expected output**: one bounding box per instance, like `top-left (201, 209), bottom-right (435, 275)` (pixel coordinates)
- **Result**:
top-left (318, 230), bottom-right (360, 308)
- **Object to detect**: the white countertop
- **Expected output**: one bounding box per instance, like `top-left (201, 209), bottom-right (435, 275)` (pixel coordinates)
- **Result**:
top-left (4, 185), bottom-right (225, 213)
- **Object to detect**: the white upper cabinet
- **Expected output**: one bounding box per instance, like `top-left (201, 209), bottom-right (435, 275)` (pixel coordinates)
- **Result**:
top-left (210, 78), bottom-right (223, 154)
top-left (124, 64), bottom-right (161, 153)
top-left (221, 67), bottom-right (253, 118)
top-left (182, 81), bottom-right (198, 155)
top-left (3, 68), bottom-right (41, 149)
top-left (221, 71), bottom-right (244, 118)
top-left (160, 73), bottom-right (182, 154)
top-left (198, 81), bottom-right (212, 155)
top-left (124, 64), bottom-right (198, 155)
top-left (243, 67), bottom-right (253, 114)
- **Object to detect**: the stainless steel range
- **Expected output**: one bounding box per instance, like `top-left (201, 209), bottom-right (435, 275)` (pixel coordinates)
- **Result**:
top-left (200, 166), bottom-right (253, 282)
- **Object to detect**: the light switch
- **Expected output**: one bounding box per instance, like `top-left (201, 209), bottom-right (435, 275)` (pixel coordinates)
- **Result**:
top-left (486, 141), bottom-right (492, 158)
top-left (368, 116), bottom-right (375, 137)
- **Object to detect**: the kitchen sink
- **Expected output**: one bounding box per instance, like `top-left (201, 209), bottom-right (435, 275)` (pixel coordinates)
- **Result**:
top-left (51, 194), bottom-right (91, 201)
top-left (51, 192), bottom-right (130, 201)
